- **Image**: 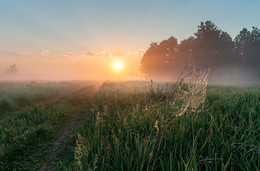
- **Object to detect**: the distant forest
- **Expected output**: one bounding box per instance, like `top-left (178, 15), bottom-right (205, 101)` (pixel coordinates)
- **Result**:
top-left (140, 21), bottom-right (260, 83)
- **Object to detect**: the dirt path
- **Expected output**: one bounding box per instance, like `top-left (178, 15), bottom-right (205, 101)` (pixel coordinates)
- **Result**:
top-left (38, 83), bottom-right (101, 171)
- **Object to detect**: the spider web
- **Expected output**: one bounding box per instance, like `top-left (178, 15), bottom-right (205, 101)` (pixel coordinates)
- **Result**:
top-left (148, 52), bottom-right (210, 117)
top-left (169, 52), bottom-right (210, 116)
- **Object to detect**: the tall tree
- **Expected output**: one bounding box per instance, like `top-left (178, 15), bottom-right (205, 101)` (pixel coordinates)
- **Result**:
top-left (234, 28), bottom-right (251, 61)
top-left (189, 21), bottom-right (235, 82)
top-left (140, 21), bottom-right (259, 83)
top-left (192, 21), bottom-right (234, 66)
top-left (234, 27), bottom-right (260, 82)
top-left (140, 37), bottom-right (178, 79)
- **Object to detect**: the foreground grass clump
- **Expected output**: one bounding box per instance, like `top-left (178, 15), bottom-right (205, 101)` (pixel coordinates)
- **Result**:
top-left (72, 83), bottom-right (260, 170)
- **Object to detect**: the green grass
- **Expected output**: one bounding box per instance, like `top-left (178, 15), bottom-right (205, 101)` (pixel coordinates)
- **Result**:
top-left (0, 81), bottom-right (98, 170)
top-left (0, 81), bottom-right (89, 115)
top-left (69, 83), bottom-right (259, 170)
top-left (0, 81), bottom-right (259, 170)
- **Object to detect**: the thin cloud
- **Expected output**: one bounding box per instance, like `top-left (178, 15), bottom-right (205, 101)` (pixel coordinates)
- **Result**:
top-left (98, 51), bottom-right (111, 58)
top-left (111, 52), bottom-right (124, 57)
top-left (13, 51), bottom-right (27, 56)
top-left (85, 51), bottom-right (96, 57)
top-left (66, 51), bottom-right (73, 56)
top-left (58, 51), bottom-right (74, 58)
top-left (39, 50), bottom-right (50, 57)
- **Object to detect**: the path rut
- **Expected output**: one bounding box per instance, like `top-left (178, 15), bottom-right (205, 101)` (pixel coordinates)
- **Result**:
top-left (38, 83), bottom-right (101, 171)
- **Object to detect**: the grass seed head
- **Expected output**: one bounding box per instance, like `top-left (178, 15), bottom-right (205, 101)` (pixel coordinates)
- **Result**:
top-left (154, 120), bottom-right (159, 132)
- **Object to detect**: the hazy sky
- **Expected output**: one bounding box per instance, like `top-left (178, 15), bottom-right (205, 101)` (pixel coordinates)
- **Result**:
top-left (0, 0), bottom-right (259, 80)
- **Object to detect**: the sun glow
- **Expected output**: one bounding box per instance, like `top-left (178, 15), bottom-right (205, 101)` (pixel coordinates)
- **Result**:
top-left (114, 61), bottom-right (123, 71)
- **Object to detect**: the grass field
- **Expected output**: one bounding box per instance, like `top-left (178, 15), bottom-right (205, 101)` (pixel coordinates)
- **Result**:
top-left (0, 81), bottom-right (259, 170)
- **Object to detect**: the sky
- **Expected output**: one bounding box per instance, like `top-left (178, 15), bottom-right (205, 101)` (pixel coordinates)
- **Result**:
top-left (0, 0), bottom-right (259, 80)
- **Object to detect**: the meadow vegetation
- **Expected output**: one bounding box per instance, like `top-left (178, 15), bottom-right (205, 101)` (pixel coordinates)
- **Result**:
top-left (0, 81), bottom-right (87, 115)
top-left (0, 81), bottom-right (259, 170)
top-left (69, 82), bottom-right (259, 170)
top-left (0, 81), bottom-right (98, 170)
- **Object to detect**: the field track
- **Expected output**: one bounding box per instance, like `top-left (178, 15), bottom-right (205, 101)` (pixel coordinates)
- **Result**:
top-left (38, 82), bottom-right (101, 171)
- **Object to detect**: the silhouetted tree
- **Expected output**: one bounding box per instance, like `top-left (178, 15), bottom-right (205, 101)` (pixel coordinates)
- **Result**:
top-left (140, 37), bottom-right (178, 79)
top-left (234, 28), bottom-right (251, 61)
top-left (234, 27), bottom-right (260, 82)
top-left (176, 37), bottom-right (195, 65)
top-left (6, 64), bottom-right (18, 75)
top-left (140, 21), bottom-right (259, 83)
top-left (193, 21), bottom-right (234, 66)
top-left (235, 27), bottom-right (260, 60)
top-left (178, 21), bottom-right (235, 82)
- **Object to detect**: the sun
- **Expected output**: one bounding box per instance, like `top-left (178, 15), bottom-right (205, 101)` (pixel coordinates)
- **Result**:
top-left (114, 61), bottom-right (122, 71)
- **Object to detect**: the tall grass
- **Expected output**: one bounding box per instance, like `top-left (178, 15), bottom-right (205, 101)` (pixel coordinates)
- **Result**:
top-left (72, 83), bottom-right (260, 170)
top-left (0, 81), bottom-right (258, 170)
top-left (0, 81), bottom-right (98, 170)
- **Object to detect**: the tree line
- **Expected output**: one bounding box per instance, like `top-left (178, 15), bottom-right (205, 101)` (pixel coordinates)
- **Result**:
top-left (140, 21), bottom-right (260, 83)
